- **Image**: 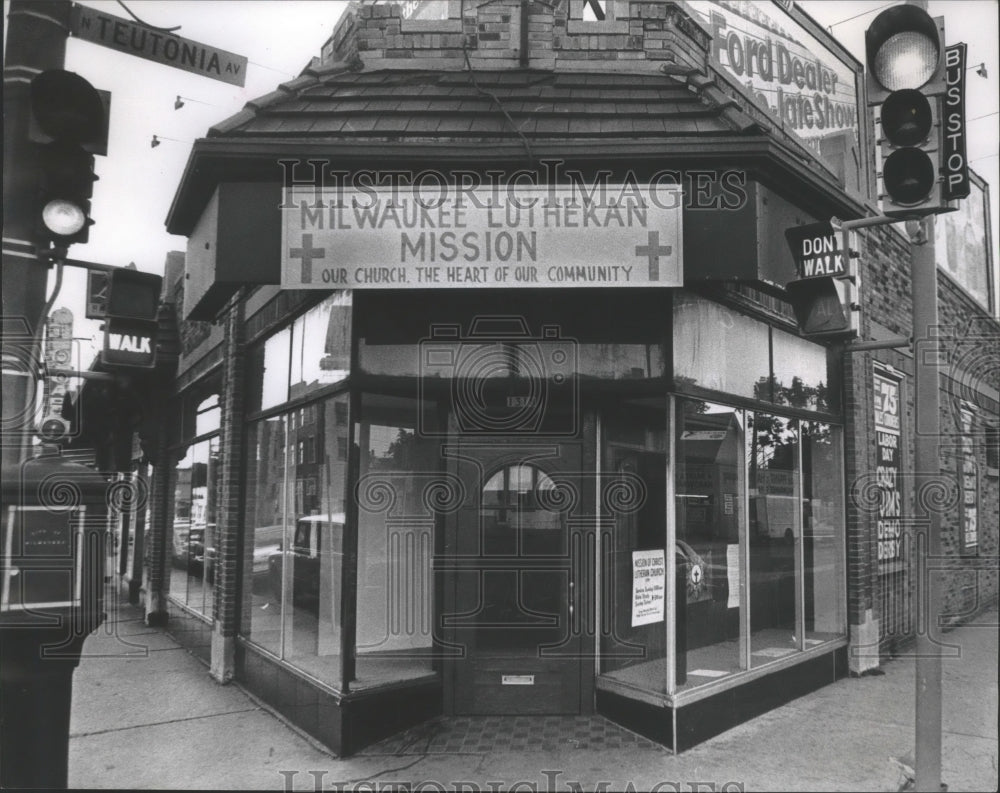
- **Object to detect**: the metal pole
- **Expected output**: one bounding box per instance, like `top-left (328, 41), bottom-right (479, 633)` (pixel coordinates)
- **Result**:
top-left (2, 0), bottom-right (71, 467)
top-left (910, 215), bottom-right (943, 793)
top-left (844, 337), bottom-right (912, 352)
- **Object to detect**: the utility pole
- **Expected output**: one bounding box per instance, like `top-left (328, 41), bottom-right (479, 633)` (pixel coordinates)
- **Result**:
top-left (2, 0), bottom-right (72, 466)
top-left (909, 215), bottom-right (944, 793)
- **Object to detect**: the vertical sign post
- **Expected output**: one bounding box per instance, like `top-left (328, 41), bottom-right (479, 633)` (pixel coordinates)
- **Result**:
top-left (911, 216), bottom-right (944, 793)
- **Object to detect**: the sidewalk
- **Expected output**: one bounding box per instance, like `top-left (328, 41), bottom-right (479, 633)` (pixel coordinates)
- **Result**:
top-left (68, 594), bottom-right (998, 791)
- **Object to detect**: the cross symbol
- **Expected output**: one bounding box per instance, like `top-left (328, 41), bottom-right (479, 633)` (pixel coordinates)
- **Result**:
top-left (634, 230), bottom-right (672, 281)
top-left (290, 233), bottom-right (326, 284)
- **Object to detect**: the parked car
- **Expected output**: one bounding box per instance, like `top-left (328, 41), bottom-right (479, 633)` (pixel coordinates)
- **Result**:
top-left (189, 525), bottom-right (217, 582)
top-left (171, 521), bottom-right (193, 565)
top-left (268, 514), bottom-right (344, 608)
top-left (250, 524), bottom-right (283, 592)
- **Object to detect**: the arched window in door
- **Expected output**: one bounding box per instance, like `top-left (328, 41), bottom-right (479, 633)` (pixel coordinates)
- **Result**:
top-left (482, 464), bottom-right (560, 525)
top-left (480, 463), bottom-right (564, 559)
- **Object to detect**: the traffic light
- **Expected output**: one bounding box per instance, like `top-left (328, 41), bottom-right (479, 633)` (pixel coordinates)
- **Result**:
top-left (101, 269), bottom-right (162, 369)
top-left (785, 276), bottom-right (860, 338)
top-left (36, 414), bottom-right (71, 444)
top-left (866, 5), bottom-right (950, 216)
top-left (28, 70), bottom-right (107, 248)
top-left (785, 234), bottom-right (860, 342)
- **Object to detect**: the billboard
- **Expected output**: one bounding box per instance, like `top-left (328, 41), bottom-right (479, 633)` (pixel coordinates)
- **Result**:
top-left (687, 0), bottom-right (865, 195)
top-left (935, 171), bottom-right (995, 315)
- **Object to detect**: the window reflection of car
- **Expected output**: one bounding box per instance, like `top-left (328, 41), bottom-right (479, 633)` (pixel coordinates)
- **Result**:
top-left (268, 514), bottom-right (344, 608)
top-left (171, 521), bottom-right (193, 564)
top-left (189, 525), bottom-right (217, 582)
top-left (251, 525), bottom-right (283, 586)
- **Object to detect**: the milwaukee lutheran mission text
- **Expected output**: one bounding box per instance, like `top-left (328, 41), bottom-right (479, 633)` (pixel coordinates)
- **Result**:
top-left (281, 185), bottom-right (684, 290)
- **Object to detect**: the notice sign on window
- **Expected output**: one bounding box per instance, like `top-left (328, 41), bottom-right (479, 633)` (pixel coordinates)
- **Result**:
top-left (631, 549), bottom-right (665, 627)
top-left (282, 184), bottom-right (683, 290)
top-left (874, 370), bottom-right (902, 565)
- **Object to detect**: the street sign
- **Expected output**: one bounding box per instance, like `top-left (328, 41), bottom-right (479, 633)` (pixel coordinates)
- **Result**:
top-left (70, 4), bottom-right (248, 87)
top-left (85, 270), bottom-right (108, 319)
top-left (942, 43), bottom-right (970, 201)
top-left (784, 221), bottom-right (856, 278)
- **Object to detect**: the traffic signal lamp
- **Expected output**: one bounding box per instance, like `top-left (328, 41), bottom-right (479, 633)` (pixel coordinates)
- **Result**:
top-left (28, 70), bottom-right (107, 248)
top-left (785, 261), bottom-right (860, 340)
top-left (101, 269), bottom-right (163, 369)
top-left (37, 414), bottom-right (71, 444)
top-left (107, 268), bottom-right (161, 322)
top-left (866, 5), bottom-right (949, 216)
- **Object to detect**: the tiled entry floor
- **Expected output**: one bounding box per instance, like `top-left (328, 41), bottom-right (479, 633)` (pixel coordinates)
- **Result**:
top-left (359, 715), bottom-right (667, 756)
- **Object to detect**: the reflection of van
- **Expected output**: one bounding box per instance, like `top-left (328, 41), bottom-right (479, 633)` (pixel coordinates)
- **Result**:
top-left (268, 514), bottom-right (345, 606)
top-left (751, 494), bottom-right (799, 543)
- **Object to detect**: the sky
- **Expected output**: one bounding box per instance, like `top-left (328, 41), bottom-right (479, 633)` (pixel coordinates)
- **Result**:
top-left (3, 0), bottom-right (999, 367)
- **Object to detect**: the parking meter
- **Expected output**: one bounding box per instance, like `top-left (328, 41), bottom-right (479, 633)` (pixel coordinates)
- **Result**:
top-left (1, 446), bottom-right (110, 788)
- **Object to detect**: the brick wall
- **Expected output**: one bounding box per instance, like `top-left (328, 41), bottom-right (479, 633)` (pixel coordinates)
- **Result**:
top-left (852, 222), bottom-right (1000, 655)
top-left (213, 291), bottom-right (246, 642)
top-left (325, 0), bottom-right (712, 74)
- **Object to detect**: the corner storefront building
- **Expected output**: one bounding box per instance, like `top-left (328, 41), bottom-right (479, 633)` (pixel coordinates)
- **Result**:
top-left (126, 0), bottom-right (998, 756)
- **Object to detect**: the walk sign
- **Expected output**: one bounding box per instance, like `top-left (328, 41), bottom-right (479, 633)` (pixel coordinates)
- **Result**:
top-left (70, 4), bottom-right (248, 86)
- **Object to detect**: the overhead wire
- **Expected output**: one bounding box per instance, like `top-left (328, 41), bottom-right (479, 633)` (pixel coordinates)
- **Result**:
top-left (459, 0), bottom-right (535, 165)
top-left (115, 0), bottom-right (182, 33)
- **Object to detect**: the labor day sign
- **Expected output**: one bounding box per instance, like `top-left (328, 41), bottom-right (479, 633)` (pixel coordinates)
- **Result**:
top-left (281, 183), bottom-right (683, 290)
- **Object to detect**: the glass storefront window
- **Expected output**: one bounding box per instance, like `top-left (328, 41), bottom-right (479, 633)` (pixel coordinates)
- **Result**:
top-left (241, 394), bottom-right (348, 687)
top-left (653, 398), bottom-right (848, 695)
top-left (674, 399), bottom-right (745, 690)
top-left (354, 393), bottom-right (438, 689)
top-left (249, 292), bottom-right (352, 414)
top-left (600, 398), bottom-right (668, 693)
top-left (243, 415), bottom-right (287, 655)
top-left (256, 328), bottom-right (291, 413)
top-left (169, 435), bottom-right (219, 619)
top-left (290, 292), bottom-right (351, 400)
top-left (771, 329), bottom-right (831, 412)
top-left (672, 294), bottom-right (770, 400)
top-left (357, 291), bottom-right (667, 382)
top-left (747, 412), bottom-right (800, 665)
top-left (195, 394), bottom-right (221, 437)
top-left (802, 421), bottom-right (847, 641)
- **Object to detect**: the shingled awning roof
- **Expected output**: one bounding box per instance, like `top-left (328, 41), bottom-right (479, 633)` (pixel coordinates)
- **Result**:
top-left (168, 63), bottom-right (865, 235)
top-left (207, 67), bottom-right (752, 142)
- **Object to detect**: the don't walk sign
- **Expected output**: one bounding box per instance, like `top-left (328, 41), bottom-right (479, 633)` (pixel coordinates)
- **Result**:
top-left (784, 221), bottom-right (858, 279)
